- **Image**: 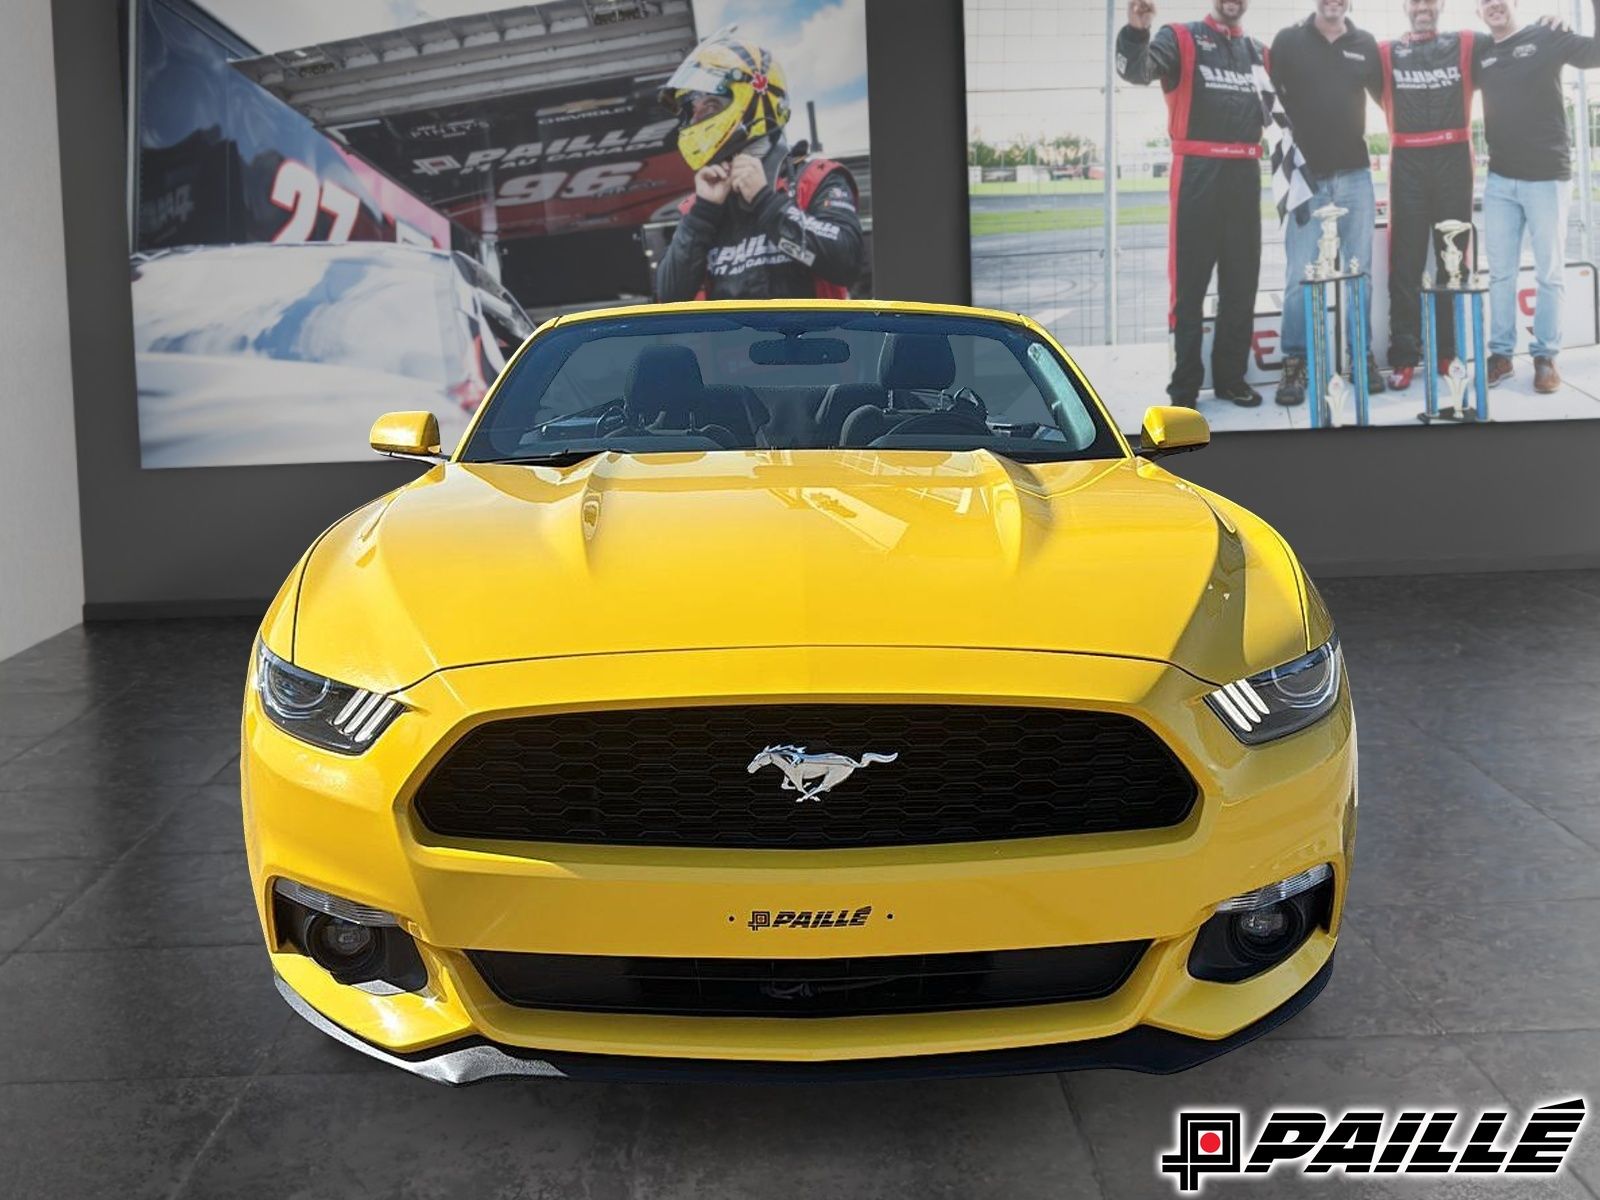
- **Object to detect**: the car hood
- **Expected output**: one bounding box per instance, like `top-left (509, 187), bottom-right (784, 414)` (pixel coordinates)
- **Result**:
top-left (290, 450), bottom-right (1314, 691)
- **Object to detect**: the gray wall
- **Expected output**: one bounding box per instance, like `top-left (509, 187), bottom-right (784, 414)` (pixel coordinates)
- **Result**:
top-left (55, 0), bottom-right (1600, 619)
top-left (2, 0), bottom-right (84, 657)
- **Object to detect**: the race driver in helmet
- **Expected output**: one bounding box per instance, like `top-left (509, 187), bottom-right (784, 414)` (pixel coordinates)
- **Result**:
top-left (655, 27), bottom-right (865, 302)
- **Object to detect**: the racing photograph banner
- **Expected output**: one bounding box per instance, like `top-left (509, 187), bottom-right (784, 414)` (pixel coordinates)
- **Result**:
top-left (964, 0), bottom-right (1600, 433)
top-left (126, 0), bottom-right (873, 467)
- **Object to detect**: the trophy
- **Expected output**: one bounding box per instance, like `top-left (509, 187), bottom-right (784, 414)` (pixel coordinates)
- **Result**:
top-left (1442, 357), bottom-right (1470, 413)
top-left (1307, 203), bottom-right (1349, 280)
top-left (1435, 219), bottom-right (1474, 289)
top-left (1325, 373), bottom-right (1350, 427)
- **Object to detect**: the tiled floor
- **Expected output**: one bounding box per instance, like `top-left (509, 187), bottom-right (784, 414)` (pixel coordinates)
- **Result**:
top-left (1, 577), bottom-right (1598, 1199)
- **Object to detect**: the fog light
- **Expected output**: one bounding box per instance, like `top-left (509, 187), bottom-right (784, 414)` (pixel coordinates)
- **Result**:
top-left (271, 878), bottom-right (427, 992)
top-left (1237, 905), bottom-right (1289, 944)
top-left (303, 913), bottom-right (387, 981)
top-left (1227, 901), bottom-right (1308, 965)
top-left (1188, 865), bottom-right (1334, 983)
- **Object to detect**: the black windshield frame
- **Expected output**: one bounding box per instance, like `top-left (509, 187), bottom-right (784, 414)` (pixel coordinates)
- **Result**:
top-left (458, 309), bottom-right (1127, 465)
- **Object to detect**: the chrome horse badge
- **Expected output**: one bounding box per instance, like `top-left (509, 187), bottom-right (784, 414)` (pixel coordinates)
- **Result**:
top-left (746, 745), bottom-right (899, 802)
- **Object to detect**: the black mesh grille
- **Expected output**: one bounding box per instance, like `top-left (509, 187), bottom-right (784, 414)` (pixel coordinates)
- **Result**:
top-left (468, 941), bottom-right (1150, 1017)
top-left (412, 704), bottom-right (1197, 848)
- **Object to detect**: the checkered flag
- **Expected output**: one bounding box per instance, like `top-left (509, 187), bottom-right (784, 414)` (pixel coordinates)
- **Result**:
top-left (1253, 63), bottom-right (1313, 225)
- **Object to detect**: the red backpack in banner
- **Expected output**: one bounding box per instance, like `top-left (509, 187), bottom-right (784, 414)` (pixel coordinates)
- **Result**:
top-left (675, 157), bottom-right (857, 300)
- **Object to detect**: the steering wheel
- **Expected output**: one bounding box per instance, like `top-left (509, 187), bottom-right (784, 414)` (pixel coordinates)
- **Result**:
top-left (596, 400), bottom-right (629, 436)
top-left (946, 386), bottom-right (988, 420)
top-left (874, 410), bottom-right (991, 441)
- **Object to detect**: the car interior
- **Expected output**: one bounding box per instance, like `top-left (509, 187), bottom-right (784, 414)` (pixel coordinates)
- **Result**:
top-left (544, 332), bottom-right (1025, 451)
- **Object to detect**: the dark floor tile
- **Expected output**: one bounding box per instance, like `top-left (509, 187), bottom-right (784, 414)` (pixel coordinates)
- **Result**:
top-left (1453, 735), bottom-right (1600, 851)
top-left (29, 850), bottom-right (257, 951)
top-left (1350, 744), bottom-right (1600, 907)
top-left (1361, 899), bottom-right (1600, 1034)
top-left (0, 859), bottom-right (108, 953)
top-left (175, 1073), bottom-right (624, 1200)
top-left (1453, 1030), bottom-right (1600, 1195)
top-left (262, 1009), bottom-right (392, 1077)
top-left (1414, 570), bottom-right (1600, 627)
top-left (1370, 681), bottom-right (1600, 746)
top-left (208, 754), bottom-right (241, 786)
top-left (1349, 694), bottom-right (1430, 748)
top-left (0, 735), bottom-right (39, 766)
top-left (1064, 1035), bottom-right (1584, 1199)
top-left (143, 786), bottom-right (245, 856)
top-left (115, 671), bottom-right (248, 732)
top-left (0, 717), bottom-right (237, 791)
top-left (0, 946), bottom-right (289, 1082)
top-left (617, 1074), bottom-right (1099, 1200)
top-left (1266, 924), bottom-right (1440, 1040)
top-left (0, 686), bottom-right (105, 742)
top-left (0, 786), bottom-right (181, 860)
top-left (0, 1077), bottom-right (242, 1200)
top-left (178, 1071), bottom-right (1098, 1200)
top-left (1560, 569), bottom-right (1600, 599)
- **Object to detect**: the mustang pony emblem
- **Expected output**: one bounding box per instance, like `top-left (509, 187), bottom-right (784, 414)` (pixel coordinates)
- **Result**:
top-left (746, 745), bottom-right (899, 802)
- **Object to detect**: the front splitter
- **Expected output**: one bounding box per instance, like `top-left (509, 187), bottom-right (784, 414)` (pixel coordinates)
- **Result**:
top-left (274, 957), bottom-right (1333, 1086)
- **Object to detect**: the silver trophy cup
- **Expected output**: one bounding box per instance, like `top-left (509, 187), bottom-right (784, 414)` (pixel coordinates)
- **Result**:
top-left (1307, 203), bottom-right (1349, 281)
top-left (1435, 219), bottom-right (1475, 289)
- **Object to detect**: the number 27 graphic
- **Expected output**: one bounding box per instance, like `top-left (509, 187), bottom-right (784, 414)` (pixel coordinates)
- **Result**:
top-left (270, 159), bottom-right (360, 243)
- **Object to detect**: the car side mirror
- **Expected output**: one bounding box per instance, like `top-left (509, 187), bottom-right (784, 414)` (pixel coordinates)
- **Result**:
top-left (370, 411), bottom-right (442, 460)
top-left (1138, 406), bottom-right (1210, 459)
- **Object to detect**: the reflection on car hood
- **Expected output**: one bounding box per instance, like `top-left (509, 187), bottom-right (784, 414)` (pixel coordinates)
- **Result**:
top-left (292, 450), bottom-right (1313, 690)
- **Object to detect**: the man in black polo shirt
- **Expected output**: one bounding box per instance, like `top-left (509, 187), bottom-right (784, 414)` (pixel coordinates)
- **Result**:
top-left (1270, 0), bottom-right (1386, 406)
top-left (1475, 0), bottom-right (1600, 393)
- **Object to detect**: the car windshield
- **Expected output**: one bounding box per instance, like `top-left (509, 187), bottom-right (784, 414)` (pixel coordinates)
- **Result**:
top-left (460, 311), bottom-right (1124, 463)
top-left (132, 247), bottom-right (455, 385)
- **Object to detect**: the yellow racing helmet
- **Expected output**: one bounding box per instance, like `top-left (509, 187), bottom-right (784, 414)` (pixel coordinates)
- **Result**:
top-left (659, 26), bottom-right (790, 171)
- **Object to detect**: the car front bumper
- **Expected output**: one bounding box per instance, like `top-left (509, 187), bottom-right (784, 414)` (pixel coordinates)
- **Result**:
top-left (274, 958), bottom-right (1336, 1084)
top-left (244, 644), bottom-right (1356, 1080)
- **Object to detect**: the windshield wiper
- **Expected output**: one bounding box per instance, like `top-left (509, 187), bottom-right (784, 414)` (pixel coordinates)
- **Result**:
top-left (469, 448), bottom-right (611, 467)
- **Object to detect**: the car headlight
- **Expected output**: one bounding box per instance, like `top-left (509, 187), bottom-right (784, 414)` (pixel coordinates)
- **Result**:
top-left (254, 642), bottom-right (404, 753)
top-left (1205, 635), bottom-right (1342, 745)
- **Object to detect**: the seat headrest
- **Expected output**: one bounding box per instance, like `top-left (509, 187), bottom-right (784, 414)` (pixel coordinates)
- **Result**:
top-left (878, 333), bottom-right (956, 392)
top-left (625, 345), bottom-right (704, 424)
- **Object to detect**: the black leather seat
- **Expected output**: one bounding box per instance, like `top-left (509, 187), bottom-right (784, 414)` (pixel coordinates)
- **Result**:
top-left (623, 347), bottom-right (756, 445)
top-left (624, 346), bottom-right (704, 429)
top-left (815, 383), bottom-right (888, 446)
top-left (878, 333), bottom-right (957, 405)
top-left (837, 334), bottom-right (960, 448)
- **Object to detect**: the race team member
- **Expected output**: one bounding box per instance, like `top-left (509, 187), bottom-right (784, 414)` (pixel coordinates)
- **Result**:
top-left (1271, 0), bottom-right (1386, 406)
top-left (1118, 0), bottom-right (1268, 409)
top-left (1377, 0), bottom-right (1478, 390)
top-left (655, 28), bottom-right (863, 302)
top-left (1475, 0), bottom-right (1600, 392)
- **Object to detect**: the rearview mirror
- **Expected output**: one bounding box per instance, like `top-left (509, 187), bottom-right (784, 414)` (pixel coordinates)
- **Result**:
top-left (748, 336), bottom-right (850, 366)
top-left (1138, 406), bottom-right (1210, 459)
top-left (370, 411), bottom-right (442, 459)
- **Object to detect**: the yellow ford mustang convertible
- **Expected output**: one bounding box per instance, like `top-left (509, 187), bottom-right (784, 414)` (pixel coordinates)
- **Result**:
top-left (244, 300), bottom-right (1355, 1083)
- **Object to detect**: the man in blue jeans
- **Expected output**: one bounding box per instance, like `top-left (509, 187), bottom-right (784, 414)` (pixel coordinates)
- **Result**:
top-left (1270, 0), bottom-right (1386, 406)
top-left (1475, 0), bottom-right (1600, 393)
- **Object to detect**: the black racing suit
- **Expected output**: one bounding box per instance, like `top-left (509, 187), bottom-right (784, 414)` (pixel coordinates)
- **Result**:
top-left (1378, 32), bottom-right (1478, 367)
top-left (1117, 15), bottom-right (1266, 402)
top-left (655, 137), bottom-right (864, 302)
